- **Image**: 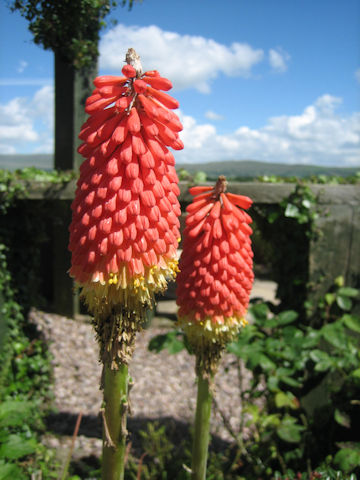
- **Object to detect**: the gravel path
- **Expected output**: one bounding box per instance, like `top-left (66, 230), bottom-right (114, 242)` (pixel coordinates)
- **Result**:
top-left (29, 280), bottom-right (275, 464)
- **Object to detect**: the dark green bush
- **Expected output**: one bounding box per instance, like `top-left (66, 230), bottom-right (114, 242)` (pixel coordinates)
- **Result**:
top-left (226, 279), bottom-right (360, 477)
top-left (0, 169), bottom-right (59, 479)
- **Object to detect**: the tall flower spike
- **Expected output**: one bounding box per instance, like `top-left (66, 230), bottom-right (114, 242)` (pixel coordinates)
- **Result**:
top-left (176, 176), bottom-right (254, 376)
top-left (68, 48), bottom-right (183, 363)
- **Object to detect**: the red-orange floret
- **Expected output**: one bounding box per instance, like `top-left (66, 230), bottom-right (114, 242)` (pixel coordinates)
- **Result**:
top-left (68, 61), bottom-right (183, 318)
top-left (176, 176), bottom-right (254, 341)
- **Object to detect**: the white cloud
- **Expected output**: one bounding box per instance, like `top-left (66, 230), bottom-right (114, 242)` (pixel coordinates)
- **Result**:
top-left (1, 86), bottom-right (358, 167)
top-left (179, 113), bottom-right (217, 149)
top-left (0, 86), bottom-right (54, 154)
top-left (269, 48), bottom-right (291, 73)
top-left (176, 94), bottom-right (360, 166)
top-left (205, 110), bottom-right (224, 121)
top-left (0, 98), bottom-right (38, 142)
top-left (100, 24), bottom-right (264, 92)
top-left (32, 85), bottom-right (54, 126)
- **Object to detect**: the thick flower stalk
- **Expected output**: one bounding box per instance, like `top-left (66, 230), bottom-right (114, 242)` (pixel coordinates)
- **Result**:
top-left (176, 176), bottom-right (254, 480)
top-left (69, 48), bottom-right (183, 364)
top-left (68, 48), bottom-right (183, 480)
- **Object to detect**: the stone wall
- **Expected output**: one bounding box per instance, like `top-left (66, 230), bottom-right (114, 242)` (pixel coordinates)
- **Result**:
top-left (22, 181), bottom-right (360, 316)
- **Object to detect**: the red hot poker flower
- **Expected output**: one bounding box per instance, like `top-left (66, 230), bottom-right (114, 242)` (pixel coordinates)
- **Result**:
top-left (176, 176), bottom-right (254, 345)
top-left (69, 50), bottom-right (183, 320)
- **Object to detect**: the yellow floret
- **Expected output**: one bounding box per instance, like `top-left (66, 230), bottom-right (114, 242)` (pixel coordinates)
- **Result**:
top-left (80, 258), bottom-right (179, 321)
top-left (177, 313), bottom-right (248, 346)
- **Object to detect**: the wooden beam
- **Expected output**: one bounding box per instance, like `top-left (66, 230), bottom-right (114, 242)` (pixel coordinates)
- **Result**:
top-left (54, 53), bottom-right (97, 171)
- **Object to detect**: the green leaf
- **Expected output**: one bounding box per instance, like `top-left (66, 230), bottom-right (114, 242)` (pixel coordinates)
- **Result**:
top-left (0, 435), bottom-right (37, 460)
top-left (268, 211), bottom-right (280, 223)
top-left (148, 333), bottom-right (170, 352)
top-left (0, 401), bottom-right (34, 428)
top-left (302, 199), bottom-right (312, 209)
top-left (167, 338), bottom-right (185, 354)
top-left (249, 303), bottom-right (269, 323)
top-left (338, 287), bottom-right (359, 298)
top-left (325, 293), bottom-right (335, 305)
top-left (321, 323), bottom-right (348, 349)
top-left (246, 352), bottom-right (276, 371)
top-left (275, 310), bottom-right (298, 326)
top-left (0, 460), bottom-right (23, 480)
top-left (275, 391), bottom-right (299, 409)
top-left (282, 326), bottom-right (303, 346)
top-left (277, 367), bottom-right (296, 377)
top-left (261, 413), bottom-right (281, 428)
top-left (334, 446), bottom-right (360, 473)
top-left (268, 376), bottom-right (279, 391)
top-left (284, 203), bottom-right (300, 219)
top-left (310, 349), bottom-right (332, 364)
top-left (335, 276), bottom-right (344, 287)
top-left (227, 342), bottom-right (243, 358)
top-left (259, 354), bottom-right (276, 371)
top-left (280, 376), bottom-right (302, 388)
top-left (336, 295), bottom-right (352, 311)
top-left (334, 409), bottom-right (351, 428)
top-left (177, 168), bottom-right (190, 180)
top-left (148, 332), bottom-right (185, 354)
top-left (193, 171), bottom-right (207, 184)
top-left (277, 417), bottom-right (305, 443)
top-left (351, 368), bottom-right (360, 378)
top-left (301, 330), bottom-right (321, 348)
top-left (342, 314), bottom-right (360, 333)
top-left (310, 349), bottom-right (335, 372)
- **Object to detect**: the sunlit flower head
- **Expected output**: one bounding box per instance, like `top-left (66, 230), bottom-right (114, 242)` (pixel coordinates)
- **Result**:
top-left (176, 176), bottom-right (254, 345)
top-left (69, 50), bottom-right (183, 320)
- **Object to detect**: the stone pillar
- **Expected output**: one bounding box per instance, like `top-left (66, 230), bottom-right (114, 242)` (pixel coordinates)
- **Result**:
top-left (53, 54), bottom-right (97, 316)
top-left (309, 185), bottom-right (360, 308)
top-left (52, 200), bottom-right (80, 318)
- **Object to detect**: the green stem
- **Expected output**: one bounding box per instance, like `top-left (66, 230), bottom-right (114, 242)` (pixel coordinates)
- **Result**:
top-left (191, 374), bottom-right (213, 480)
top-left (102, 363), bottom-right (129, 480)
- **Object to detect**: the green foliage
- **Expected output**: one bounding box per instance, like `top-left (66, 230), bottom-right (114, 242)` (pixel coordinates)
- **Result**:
top-left (257, 171), bottom-right (360, 185)
top-left (280, 185), bottom-right (318, 229)
top-left (0, 253), bottom-right (57, 477)
top-left (0, 166), bottom-right (77, 185)
top-left (9, 0), bottom-right (137, 68)
top-left (0, 246), bottom-right (55, 476)
top-left (175, 160), bottom-right (360, 183)
top-left (122, 422), bottom-right (190, 480)
top-left (148, 280), bottom-right (359, 477)
top-left (0, 170), bottom-right (57, 478)
top-left (0, 266), bottom-right (56, 477)
top-left (148, 330), bottom-right (190, 354)
top-left (193, 171), bottom-right (207, 184)
top-left (176, 168), bottom-right (208, 184)
top-left (0, 171), bottom-right (25, 214)
top-left (225, 280), bottom-right (360, 477)
top-left (177, 168), bottom-right (191, 181)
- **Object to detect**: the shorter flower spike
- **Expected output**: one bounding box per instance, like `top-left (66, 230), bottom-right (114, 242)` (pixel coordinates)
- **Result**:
top-left (176, 176), bottom-right (254, 361)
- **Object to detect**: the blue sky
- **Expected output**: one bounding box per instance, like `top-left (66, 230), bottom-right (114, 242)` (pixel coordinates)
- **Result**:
top-left (0, 0), bottom-right (359, 166)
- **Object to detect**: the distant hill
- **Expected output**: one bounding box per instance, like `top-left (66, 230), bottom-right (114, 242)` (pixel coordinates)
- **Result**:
top-left (0, 154), bottom-right (53, 171)
top-left (0, 154), bottom-right (358, 179)
top-left (177, 160), bottom-right (360, 179)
